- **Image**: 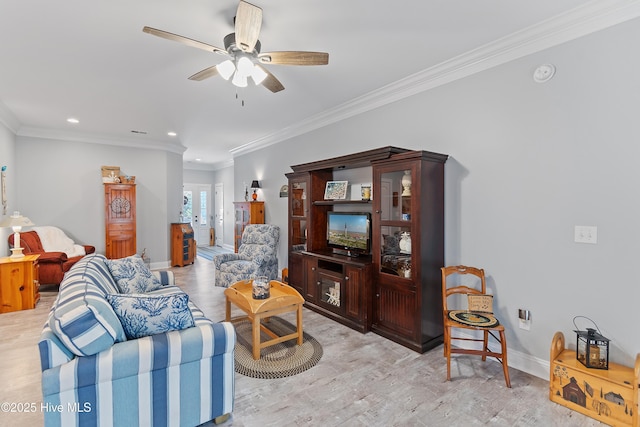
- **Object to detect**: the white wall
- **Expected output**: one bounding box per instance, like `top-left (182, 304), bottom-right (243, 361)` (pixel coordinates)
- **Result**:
top-left (213, 165), bottom-right (235, 249)
top-left (14, 136), bottom-right (182, 266)
top-left (233, 18), bottom-right (640, 374)
top-left (0, 121), bottom-right (16, 257)
top-left (183, 169), bottom-right (214, 185)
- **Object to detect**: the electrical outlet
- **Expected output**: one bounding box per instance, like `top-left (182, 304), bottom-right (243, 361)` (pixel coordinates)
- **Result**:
top-left (518, 309), bottom-right (531, 331)
top-left (574, 225), bottom-right (597, 244)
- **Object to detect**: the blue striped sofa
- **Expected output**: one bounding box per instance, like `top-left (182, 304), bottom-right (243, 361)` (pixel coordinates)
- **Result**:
top-left (38, 253), bottom-right (236, 427)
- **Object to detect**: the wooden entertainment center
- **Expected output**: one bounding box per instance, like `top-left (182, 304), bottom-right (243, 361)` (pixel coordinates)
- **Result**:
top-left (285, 146), bottom-right (448, 352)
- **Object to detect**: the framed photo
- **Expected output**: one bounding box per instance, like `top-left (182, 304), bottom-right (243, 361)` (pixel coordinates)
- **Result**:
top-left (324, 181), bottom-right (348, 200)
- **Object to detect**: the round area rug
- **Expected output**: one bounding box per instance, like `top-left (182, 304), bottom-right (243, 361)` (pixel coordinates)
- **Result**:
top-left (448, 310), bottom-right (500, 328)
top-left (232, 316), bottom-right (323, 379)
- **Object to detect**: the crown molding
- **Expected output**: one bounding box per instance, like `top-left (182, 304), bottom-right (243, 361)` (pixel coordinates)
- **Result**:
top-left (16, 126), bottom-right (187, 155)
top-left (230, 0), bottom-right (640, 157)
top-left (0, 101), bottom-right (20, 134)
top-left (184, 157), bottom-right (233, 171)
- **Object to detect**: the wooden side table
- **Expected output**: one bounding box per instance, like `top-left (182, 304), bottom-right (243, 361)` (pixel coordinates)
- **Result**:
top-left (225, 280), bottom-right (304, 360)
top-left (0, 254), bottom-right (40, 313)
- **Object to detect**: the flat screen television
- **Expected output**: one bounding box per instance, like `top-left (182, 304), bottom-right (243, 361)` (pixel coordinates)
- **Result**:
top-left (327, 211), bottom-right (371, 256)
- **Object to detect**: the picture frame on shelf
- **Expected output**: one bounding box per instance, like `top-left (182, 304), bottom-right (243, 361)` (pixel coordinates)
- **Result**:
top-left (350, 183), bottom-right (372, 201)
top-left (324, 181), bottom-right (348, 200)
top-left (360, 183), bottom-right (372, 201)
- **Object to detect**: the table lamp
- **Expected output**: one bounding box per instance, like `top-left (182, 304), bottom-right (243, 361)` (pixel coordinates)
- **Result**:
top-left (0, 211), bottom-right (35, 259)
top-left (251, 180), bottom-right (261, 201)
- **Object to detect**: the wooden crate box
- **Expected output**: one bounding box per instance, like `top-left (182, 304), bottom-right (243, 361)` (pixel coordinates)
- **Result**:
top-left (550, 331), bottom-right (639, 427)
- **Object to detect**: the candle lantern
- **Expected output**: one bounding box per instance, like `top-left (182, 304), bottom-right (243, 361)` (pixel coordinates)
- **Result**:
top-left (574, 327), bottom-right (610, 370)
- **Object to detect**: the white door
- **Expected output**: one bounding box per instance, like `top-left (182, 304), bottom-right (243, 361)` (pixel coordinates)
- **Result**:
top-left (184, 184), bottom-right (212, 246)
top-left (214, 183), bottom-right (224, 246)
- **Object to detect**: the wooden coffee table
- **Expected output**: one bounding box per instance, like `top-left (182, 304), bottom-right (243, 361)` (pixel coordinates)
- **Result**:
top-left (224, 279), bottom-right (305, 360)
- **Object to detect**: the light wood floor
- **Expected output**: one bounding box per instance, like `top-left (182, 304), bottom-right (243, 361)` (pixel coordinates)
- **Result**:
top-left (0, 257), bottom-right (600, 426)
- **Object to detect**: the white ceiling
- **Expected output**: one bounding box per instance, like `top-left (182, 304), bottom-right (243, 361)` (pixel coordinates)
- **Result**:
top-left (1, 0), bottom-right (638, 170)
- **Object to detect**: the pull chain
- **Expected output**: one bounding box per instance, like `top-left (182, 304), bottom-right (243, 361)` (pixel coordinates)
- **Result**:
top-left (235, 92), bottom-right (245, 107)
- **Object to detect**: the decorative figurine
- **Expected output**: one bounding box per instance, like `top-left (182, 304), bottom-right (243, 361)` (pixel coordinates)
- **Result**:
top-left (399, 232), bottom-right (411, 254)
top-left (401, 170), bottom-right (412, 196)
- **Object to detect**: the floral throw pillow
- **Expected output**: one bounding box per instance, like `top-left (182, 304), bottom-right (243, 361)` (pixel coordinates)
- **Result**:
top-left (105, 255), bottom-right (163, 294)
top-left (106, 292), bottom-right (195, 339)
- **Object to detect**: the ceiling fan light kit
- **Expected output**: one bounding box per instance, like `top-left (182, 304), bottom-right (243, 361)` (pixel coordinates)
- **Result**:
top-left (143, 0), bottom-right (328, 94)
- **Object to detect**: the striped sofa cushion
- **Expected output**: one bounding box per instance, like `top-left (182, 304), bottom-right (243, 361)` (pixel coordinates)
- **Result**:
top-left (41, 322), bottom-right (236, 427)
top-left (49, 254), bottom-right (127, 356)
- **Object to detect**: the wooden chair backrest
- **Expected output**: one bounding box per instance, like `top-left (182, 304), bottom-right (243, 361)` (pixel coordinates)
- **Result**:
top-left (441, 265), bottom-right (487, 312)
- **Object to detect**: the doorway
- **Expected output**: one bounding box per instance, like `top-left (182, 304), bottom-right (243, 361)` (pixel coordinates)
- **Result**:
top-left (183, 184), bottom-right (212, 246)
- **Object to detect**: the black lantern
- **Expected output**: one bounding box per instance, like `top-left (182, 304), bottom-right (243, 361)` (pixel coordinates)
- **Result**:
top-left (574, 327), bottom-right (610, 370)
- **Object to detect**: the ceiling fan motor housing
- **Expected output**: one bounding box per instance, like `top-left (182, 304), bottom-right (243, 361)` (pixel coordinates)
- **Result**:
top-left (223, 33), bottom-right (261, 55)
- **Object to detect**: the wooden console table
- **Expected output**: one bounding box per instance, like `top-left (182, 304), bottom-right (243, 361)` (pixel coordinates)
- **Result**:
top-left (550, 331), bottom-right (639, 427)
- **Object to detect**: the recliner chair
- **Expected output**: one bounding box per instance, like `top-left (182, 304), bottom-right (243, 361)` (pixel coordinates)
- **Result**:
top-left (214, 224), bottom-right (280, 288)
top-left (9, 230), bottom-right (95, 285)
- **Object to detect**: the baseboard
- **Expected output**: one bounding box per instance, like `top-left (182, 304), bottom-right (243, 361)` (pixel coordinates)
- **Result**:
top-left (150, 260), bottom-right (171, 270)
top-left (454, 330), bottom-right (549, 381)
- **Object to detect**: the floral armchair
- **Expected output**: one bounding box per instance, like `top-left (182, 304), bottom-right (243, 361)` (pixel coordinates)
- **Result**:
top-left (214, 224), bottom-right (280, 288)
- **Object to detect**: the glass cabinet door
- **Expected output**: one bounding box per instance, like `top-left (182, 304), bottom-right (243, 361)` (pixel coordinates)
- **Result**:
top-left (377, 168), bottom-right (414, 278)
top-left (290, 180), bottom-right (308, 252)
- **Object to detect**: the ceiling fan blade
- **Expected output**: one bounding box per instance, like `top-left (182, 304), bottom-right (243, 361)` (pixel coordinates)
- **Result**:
top-left (143, 26), bottom-right (226, 54)
top-left (235, 1), bottom-right (262, 53)
top-left (188, 65), bottom-right (220, 81)
top-left (257, 65), bottom-right (284, 93)
top-left (258, 51), bottom-right (329, 66)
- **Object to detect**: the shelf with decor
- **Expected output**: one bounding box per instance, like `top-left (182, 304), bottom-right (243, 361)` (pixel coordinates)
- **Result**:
top-left (313, 200), bottom-right (371, 206)
top-left (370, 150), bottom-right (448, 352)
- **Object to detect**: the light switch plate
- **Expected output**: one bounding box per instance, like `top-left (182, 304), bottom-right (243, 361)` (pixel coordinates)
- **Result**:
top-left (574, 225), bottom-right (597, 244)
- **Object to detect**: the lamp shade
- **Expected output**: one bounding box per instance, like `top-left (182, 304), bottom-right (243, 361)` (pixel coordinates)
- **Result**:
top-left (0, 211), bottom-right (34, 229)
top-left (251, 180), bottom-right (260, 189)
top-left (0, 211), bottom-right (35, 259)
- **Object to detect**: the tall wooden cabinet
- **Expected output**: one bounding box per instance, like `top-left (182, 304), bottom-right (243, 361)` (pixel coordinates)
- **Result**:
top-left (104, 183), bottom-right (136, 259)
top-left (171, 223), bottom-right (195, 267)
top-left (0, 254), bottom-right (40, 313)
top-left (371, 151), bottom-right (448, 352)
top-left (233, 201), bottom-right (264, 252)
top-left (285, 146), bottom-right (447, 349)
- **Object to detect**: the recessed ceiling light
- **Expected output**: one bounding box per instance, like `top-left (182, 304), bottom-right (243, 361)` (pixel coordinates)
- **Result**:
top-left (67, 118), bottom-right (79, 124)
top-left (195, 158), bottom-right (202, 162)
top-left (167, 132), bottom-right (177, 137)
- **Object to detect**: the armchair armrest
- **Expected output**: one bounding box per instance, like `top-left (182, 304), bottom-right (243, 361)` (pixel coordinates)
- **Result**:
top-left (36, 251), bottom-right (68, 264)
top-left (250, 253), bottom-right (277, 267)
top-left (152, 270), bottom-right (175, 286)
top-left (214, 253), bottom-right (249, 268)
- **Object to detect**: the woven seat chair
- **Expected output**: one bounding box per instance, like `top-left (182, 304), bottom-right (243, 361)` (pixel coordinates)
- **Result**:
top-left (441, 265), bottom-right (511, 387)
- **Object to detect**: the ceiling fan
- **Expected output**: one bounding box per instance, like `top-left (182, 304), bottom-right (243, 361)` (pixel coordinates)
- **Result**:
top-left (143, 0), bottom-right (329, 93)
